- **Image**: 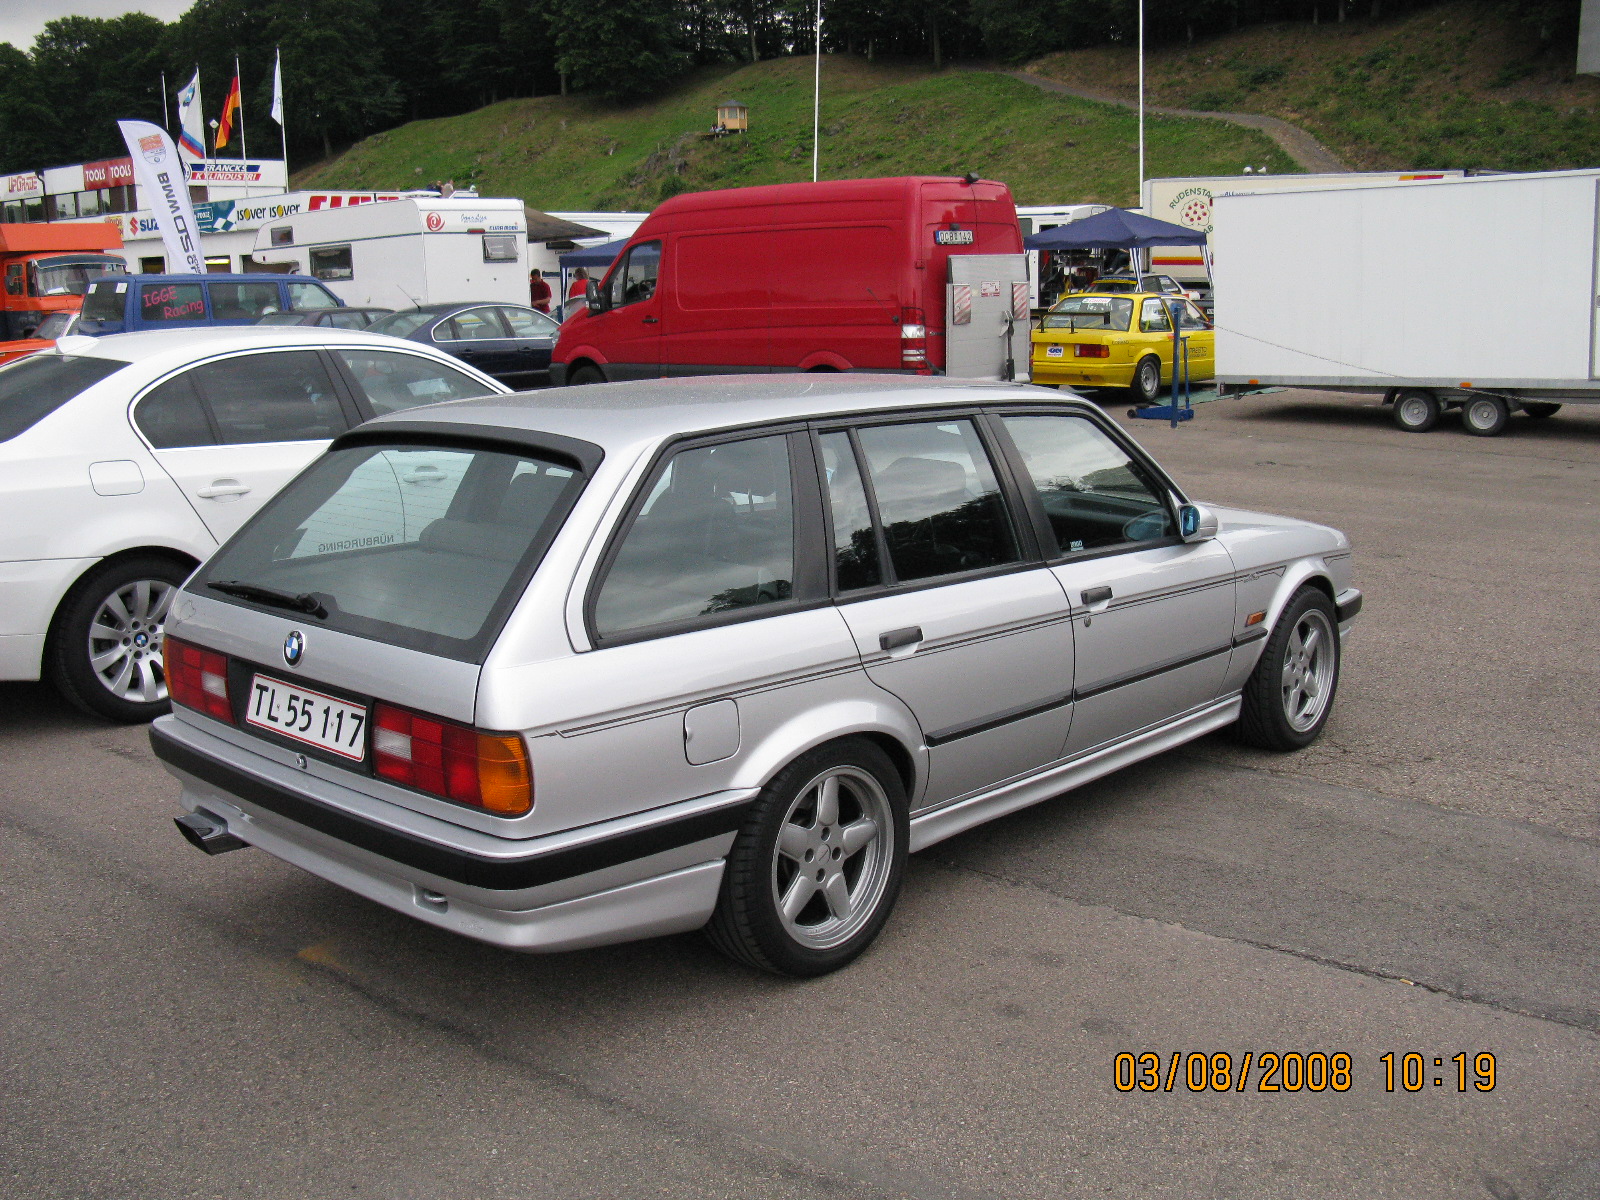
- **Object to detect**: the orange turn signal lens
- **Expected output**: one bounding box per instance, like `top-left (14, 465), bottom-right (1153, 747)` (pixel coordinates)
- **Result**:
top-left (475, 733), bottom-right (534, 816)
top-left (1246, 611), bottom-right (1267, 626)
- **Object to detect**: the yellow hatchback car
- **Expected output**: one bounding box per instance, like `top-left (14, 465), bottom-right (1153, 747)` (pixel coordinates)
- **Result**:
top-left (1031, 292), bottom-right (1214, 402)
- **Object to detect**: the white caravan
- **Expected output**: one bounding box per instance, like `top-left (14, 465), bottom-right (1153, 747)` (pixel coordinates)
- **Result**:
top-left (251, 197), bottom-right (528, 309)
top-left (1212, 169), bottom-right (1600, 436)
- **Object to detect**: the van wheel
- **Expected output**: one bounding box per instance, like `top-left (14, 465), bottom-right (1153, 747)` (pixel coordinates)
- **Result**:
top-left (49, 555), bottom-right (189, 723)
top-left (706, 738), bottom-right (907, 977)
top-left (1522, 402), bottom-right (1561, 419)
top-left (568, 364), bottom-right (605, 386)
top-left (1129, 356), bottom-right (1162, 405)
top-left (1392, 389), bottom-right (1439, 432)
top-left (1461, 395), bottom-right (1509, 437)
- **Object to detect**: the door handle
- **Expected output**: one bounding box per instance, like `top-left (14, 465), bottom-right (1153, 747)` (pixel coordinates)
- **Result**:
top-left (1080, 586), bottom-right (1113, 612)
top-left (197, 480), bottom-right (250, 499)
top-left (879, 626), bottom-right (923, 652)
top-left (641, 316), bottom-right (660, 324)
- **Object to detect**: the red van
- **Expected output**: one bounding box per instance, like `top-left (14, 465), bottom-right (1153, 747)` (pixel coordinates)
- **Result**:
top-left (550, 176), bottom-right (1028, 384)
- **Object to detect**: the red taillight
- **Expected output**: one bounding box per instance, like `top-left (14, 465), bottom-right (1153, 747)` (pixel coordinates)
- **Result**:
top-left (1074, 344), bottom-right (1111, 358)
top-left (900, 305), bottom-right (928, 371)
top-left (373, 703), bottom-right (532, 816)
top-left (165, 637), bottom-right (232, 722)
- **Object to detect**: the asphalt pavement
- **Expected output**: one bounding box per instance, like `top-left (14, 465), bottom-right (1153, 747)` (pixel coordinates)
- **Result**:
top-left (3, 389), bottom-right (1597, 1200)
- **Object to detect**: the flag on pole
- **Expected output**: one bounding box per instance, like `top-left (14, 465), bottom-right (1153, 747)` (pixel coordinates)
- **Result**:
top-left (176, 70), bottom-right (205, 161)
top-left (216, 73), bottom-right (241, 149)
top-left (270, 49), bottom-right (284, 126)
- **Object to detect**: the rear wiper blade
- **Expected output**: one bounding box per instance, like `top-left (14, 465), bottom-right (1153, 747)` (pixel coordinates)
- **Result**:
top-left (207, 580), bottom-right (329, 619)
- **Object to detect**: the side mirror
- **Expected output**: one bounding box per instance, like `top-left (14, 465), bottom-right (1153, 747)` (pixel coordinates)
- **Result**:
top-left (1179, 502), bottom-right (1218, 543)
top-left (585, 279), bottom-right (605, 313)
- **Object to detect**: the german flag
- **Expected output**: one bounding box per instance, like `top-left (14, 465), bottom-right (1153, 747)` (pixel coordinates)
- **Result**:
top-left (216, 74), bottom-right (241, 149)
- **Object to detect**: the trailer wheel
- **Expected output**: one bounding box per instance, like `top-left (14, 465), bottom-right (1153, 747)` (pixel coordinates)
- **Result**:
top-left (567, 364), bottom-right (605, 386)
top-left (1392, 390), bottom-right (1440, 433)
top-left (1129, 356), bottom-right (1162, 405)
top-left (1522, 402), bottom-right (1561, 419)
top-left (1461, 395), bottom-right (1509, 437)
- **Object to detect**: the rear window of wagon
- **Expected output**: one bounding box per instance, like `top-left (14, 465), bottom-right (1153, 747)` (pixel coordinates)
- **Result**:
top-left (198, 441), bottom-right (587, 661)
top-left (0, 354), bottom-right (128, 441)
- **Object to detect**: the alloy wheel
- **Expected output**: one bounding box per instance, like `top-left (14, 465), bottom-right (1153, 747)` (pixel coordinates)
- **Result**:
top-left (770, 765), bottom-right (895, 951)
top-left (87, 578), bottom-right (175, 704)
top-left (1280, 608), bottom-right (1336, 733)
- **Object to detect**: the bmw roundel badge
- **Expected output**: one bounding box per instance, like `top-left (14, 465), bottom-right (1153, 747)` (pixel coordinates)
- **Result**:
top-left (283, 630), bottom-right (305, 667)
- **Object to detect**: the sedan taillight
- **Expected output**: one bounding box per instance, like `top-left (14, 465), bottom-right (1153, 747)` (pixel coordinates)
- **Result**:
top-left (165, 637), bottom-right (233, 722)
top-left (373, 704), bottom-right (533, 816)
top-left (1074, 344), bottom-right (1111, 358)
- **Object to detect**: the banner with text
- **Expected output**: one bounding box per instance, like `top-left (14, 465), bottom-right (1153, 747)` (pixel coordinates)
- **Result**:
top-left (117, 120), bottom-right (205, 276)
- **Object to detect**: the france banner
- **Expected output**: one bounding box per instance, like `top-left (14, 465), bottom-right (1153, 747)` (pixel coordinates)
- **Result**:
top-left (117, 120), bottom-right (206, 276)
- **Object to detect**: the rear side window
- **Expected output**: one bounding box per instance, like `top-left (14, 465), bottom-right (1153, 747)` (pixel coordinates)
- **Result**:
top-left (135, 374), bottom-right (216, 448)
top-left (210, 282), bottom-right (282, 319)
top-left (0, 354), bottom-right (127, 442)
top-left (1001, 415), bottom-right (1173, 552)
top-left (593, 434), bottom-right (795, 640)
top-left (851, 419), bottom-right (1020, 583)
top-left (441, 308), bottom-right (506, 341)
top-left (139, 282), bottom-right (206, 323)
top-left (199, 444), bottom-right (584, 660)
top-left (334, 349), bottom-right (495, 416)
top-left (189, 351), bottom-right (347, 444)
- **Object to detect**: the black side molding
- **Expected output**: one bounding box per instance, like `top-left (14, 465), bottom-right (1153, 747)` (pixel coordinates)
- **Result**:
top-left (1336, 589), bottom-right (1363, 623)
top-left (149, 724), bottom-right (748, 892)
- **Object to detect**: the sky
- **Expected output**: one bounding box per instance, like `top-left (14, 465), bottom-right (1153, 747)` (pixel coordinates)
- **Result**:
top-left (0, 1), bottom-right (192, 51)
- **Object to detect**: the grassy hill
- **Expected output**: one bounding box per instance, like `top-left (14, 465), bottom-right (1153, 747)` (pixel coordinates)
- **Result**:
top-left (1026, 0), bottom-right (1600, 172)
top-left (294, 55), bottom-right (1298, 209)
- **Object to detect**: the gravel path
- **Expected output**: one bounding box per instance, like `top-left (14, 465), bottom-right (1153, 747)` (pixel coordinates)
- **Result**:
top-left (1002, 68), bottom-right (1351, 173)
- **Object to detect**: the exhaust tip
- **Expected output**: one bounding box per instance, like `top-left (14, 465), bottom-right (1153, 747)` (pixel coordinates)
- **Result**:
top-left (174, 810), bottom-right (249, 856)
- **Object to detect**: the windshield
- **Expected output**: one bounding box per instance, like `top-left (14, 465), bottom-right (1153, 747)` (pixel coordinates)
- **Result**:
top-left (33, 257), bottom-right (126, 297)
top-left (198, 442), bottom-right (586, 661)
top-left (0, 354), bottom-right (128, 441)
top-left (81, 279), bottom-right (127, 322)
top-left (31, 312), bottom-right (76, 340)
top-left (1042, 296), bottom-right (1133, 332)
top-left (367, 310), bottom-right (435, 338)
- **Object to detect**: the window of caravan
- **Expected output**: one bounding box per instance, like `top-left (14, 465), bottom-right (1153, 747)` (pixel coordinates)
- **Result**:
top-left (764, 226), bottom-right (897, 307)
top-left (482, 234), bottom-right (518, 263)
top-left (310, 245), bottom-right (354, 281)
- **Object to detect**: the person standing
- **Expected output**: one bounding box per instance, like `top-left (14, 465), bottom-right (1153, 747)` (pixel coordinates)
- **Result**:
top-left (567, 267), bottom-right (590, 301)
top-left (528, 268), bottom-right (552, 313)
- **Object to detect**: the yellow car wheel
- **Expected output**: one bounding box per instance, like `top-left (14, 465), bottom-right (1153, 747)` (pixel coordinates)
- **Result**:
top-left (1129, 356), bottom-right (1162, 405)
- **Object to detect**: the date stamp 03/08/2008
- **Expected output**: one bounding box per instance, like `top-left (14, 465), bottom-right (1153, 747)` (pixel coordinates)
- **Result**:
top-left (1114, 1052), bottom-right (1498, 1095)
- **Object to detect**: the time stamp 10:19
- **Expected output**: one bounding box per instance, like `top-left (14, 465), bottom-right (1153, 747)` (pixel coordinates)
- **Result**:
top-left (1113, 1052), bottom-right (1498, 1094)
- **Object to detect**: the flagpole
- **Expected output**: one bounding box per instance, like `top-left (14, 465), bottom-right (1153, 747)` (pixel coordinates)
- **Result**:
top-left (811, 0), bottom-right (821, 183)
top-left (275, 48), bottom-right (288, 180)
top-left (235, 55), bottom-right (251, 197)
top-left (161, 71), bottom-right (170, 130)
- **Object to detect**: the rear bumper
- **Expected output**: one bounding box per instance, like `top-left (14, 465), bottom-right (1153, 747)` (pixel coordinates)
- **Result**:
top-left (0, 556), bottom-right (97, 681)
top-left (149, 716), bottom-right (748, 952)
top-left (1031, 358), bottom-right (1135, 389)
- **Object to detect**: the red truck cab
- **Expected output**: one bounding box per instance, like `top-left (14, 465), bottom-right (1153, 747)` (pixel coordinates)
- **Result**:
top-left (552, 176), bottom-right (1023, 384)
top-left (0, 222), bottom-right (127, 340)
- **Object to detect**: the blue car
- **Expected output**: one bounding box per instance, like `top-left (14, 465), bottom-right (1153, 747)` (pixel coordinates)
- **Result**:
top-left (77, 273), bottom-right (343, 335)
top-left (367, 302), bottom-right (558, 389)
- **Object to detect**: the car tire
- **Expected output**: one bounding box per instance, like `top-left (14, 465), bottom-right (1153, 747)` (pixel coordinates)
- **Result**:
top-left (706, 738), bottom-right (908, 977)
top-left (567, 364), bottom-right (605, 386)
top-left (1522, 402), bottom-right (1561, 419)
top-left (1461, 394), bottom-right (1509, 437)
top-left (1129, 356), bottom-right (1162, 405)
top-left (1392, 389), bottom-right (1439, 432)
top-left (1235, 587), bottom-right (1341, 752)
top-left (48, 554), bottom-right (189, 724)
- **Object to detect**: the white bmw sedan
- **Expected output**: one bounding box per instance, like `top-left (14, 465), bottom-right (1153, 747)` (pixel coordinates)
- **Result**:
top-left (0, 327), bottom-right (509, 722)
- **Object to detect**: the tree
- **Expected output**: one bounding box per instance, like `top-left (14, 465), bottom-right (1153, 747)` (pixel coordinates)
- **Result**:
top-left (266, 0), bottom-right (402, 159)
top-left (546, 0), bottom-right (693, 102)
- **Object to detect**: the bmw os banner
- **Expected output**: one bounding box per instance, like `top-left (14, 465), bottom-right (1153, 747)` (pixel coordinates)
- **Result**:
top-left (117, 119), bottom-right (206, 276)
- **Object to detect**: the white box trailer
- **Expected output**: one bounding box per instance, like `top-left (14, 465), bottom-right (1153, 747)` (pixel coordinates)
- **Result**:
top-left (1212, 169), bottom-right (1600, 436)
top-left (1141, 170), bottom-right (1466, 291)
top-left (250, 197), bottom-right (528, 309)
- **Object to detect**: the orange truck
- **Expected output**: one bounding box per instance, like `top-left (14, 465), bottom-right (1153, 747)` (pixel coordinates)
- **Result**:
top-left (0, 222), bottom-right (127, 342)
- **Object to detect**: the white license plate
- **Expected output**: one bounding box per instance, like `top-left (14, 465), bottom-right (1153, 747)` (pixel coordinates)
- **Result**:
top-left (1046, 344), bottom-right (1065, 358)
top-left (245, 674), bottom-right (368, 761)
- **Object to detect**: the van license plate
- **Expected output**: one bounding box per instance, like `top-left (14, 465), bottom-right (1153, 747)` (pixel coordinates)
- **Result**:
top-left (1046, 344), bottom-right (1065, 357)
top-left (246, 674), bottom-right (368, 761)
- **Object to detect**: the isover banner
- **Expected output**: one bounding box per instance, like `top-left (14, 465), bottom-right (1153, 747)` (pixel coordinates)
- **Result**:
top-left (117, 120), bottom-right (205, 275)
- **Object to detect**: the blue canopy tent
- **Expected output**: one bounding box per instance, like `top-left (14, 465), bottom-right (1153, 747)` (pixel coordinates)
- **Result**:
top-left (1021, 207), bottom-right (1206, 250)
top-left (558, 238), bottom-right (630, 270)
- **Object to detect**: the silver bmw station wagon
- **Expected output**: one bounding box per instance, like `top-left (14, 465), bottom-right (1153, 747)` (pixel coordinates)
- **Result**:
top-left (151, 376), bottom-right (1360, 976)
